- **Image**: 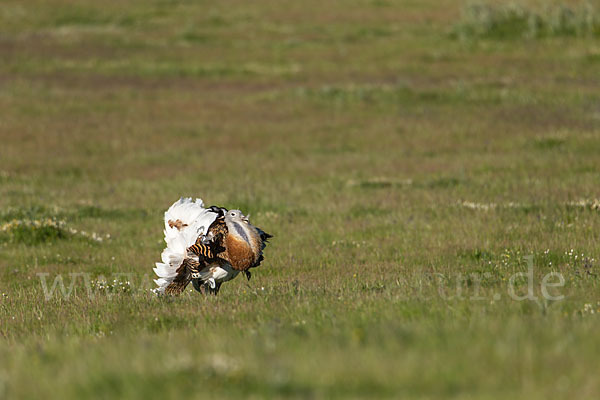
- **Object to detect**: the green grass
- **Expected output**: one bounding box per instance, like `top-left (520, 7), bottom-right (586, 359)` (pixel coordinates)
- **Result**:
top-left (1, 0), bottom-right (600, 398)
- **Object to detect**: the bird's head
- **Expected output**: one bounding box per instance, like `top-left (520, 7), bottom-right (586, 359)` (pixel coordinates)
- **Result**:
top-left (225, 209), bottom-right (249, 223)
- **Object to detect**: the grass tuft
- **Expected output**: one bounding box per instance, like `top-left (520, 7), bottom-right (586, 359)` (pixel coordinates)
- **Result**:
top-left (534, 136), bottom-right (566, 150)
top-left (0, 218), bottom-right (68, 244)
top-left (453, 2), bottom-right (600, 40)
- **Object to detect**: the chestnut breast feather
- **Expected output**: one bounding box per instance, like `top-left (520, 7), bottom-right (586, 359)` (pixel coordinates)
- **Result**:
top-left (225, 234), bottom-right (257, 271)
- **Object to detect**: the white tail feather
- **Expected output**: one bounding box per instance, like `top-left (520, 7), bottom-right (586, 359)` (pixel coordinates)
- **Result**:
top-left (153, 198), bottom-right (217, 294)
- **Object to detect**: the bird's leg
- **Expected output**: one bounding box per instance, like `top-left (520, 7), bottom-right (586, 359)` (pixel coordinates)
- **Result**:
top-left (191, 278), bottom-right (203, 293)
top-left (209, 282), bottom-right (222, 295)
top-left (191, 279), bottom-right (211, 295)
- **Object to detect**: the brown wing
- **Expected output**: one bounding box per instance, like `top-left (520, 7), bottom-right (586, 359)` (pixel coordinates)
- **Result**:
top-left (187, 239), bottom-right (223, 260)
top-left (205, 217), bottom-right (230, 263)
top-left (206, 217), bottom-right (228, 242)
top-left (165, 258), bottom-right (200, 295)
top-left (168, 217), bottom-right (230, 295)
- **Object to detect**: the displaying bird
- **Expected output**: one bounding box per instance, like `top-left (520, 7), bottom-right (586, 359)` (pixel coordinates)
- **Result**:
top-left (153, 198), bottom-right (272, 295)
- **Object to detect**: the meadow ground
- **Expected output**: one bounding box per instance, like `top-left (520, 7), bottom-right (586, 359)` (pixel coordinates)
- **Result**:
top-left (1, 0), bottom-right (600, 398)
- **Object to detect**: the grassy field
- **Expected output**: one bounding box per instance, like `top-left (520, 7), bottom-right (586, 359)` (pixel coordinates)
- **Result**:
top-left (1, 0), bottom-right (600, 398)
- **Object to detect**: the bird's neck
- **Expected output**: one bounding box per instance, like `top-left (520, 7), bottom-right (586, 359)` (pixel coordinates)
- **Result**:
top-left (226, 220), bottom-right (255, 247)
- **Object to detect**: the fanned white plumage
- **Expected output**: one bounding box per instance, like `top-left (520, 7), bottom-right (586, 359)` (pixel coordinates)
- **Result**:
top-left (153, 198), bottom-right (217, 293)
